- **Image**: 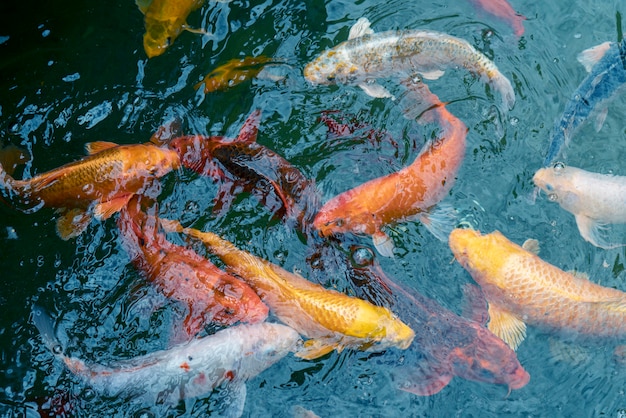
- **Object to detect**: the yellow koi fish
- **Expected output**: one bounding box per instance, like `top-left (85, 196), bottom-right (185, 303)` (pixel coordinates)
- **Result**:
top-left (449, 228), bottom-right (626, 350)
top-left (162, 219), bottom-right (415, 360)
top-left (136, 0), bottom-right (207, 58)
top-left (195, 56), bottom-right (284, 93)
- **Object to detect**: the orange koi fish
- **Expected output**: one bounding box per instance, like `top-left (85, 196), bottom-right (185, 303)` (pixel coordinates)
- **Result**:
top-left (468, 0), bottom-right (526, 37)
top-left (449, 228), bottom-right (626, 350)
top-left (136, 0), bottom-right (208, 58)
top-left (313, 81), bottom-right (467, 256)
top-left (0, 141), bottom-right (180, 240)
top-left (117, 196), bottom-right (268, 341)
top-left (162, 219), bottom-right (415, 360)
top-left (195, 56), bottom-right (284, 93)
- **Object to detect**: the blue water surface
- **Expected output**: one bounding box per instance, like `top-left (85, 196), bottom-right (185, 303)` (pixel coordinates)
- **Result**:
top-left (2, 0), bottom-right (626, 416)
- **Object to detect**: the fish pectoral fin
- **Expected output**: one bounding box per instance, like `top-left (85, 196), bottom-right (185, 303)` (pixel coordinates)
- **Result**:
top-left (212, 382), bottom-right (247, 418)
top-left (487, 303), bottom-right (527, 351)
top-left (593, 106), bottom-right (609, 132)
top-left (135, 0), bottom-right (153, 14)
top-left (85, 141), bottom-right (119, 155)
top-left (393, 365), bottom-right (453, 396)
top-left (93, 194), bottom-right (134, 220)
top-left (575, 214), bottom-right (626, 249)
top-left (576, 41), bottom-right (612, 72)
top-left (358, 82), bottom-right (394, 99)
top-left (522, 238), bottom-right (540, 254)
top-left (182, 25), bottom-right (212, 36)
top-left (348, 17), bottom-right (374, 39)
top-left (372, 230), bottom-right (395, 258)
top-left (418, 69), bottom-right (445, 80)
top-left (56, 208), bottom-right (91, 240)
top-left (419, 203), bottom-right (458, 243)
top-left (236, 109), bottom-right (262, 143)
top-left (294, 338), bottom-right (338, 360)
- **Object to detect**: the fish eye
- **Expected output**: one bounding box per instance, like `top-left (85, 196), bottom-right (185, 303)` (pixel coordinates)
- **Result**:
top-left (548, 193), bottom-right (558, 202)
top-left (553, 161), bottom-right (565, 172)
top-left (351, 246), bottom-right (375, 267)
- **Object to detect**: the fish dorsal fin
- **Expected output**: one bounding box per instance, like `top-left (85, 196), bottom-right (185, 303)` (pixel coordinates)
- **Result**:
top-left (522, 238), bottom-right (540, 254)
top-left (295, 338), bottom-right (338, 360)
top-left (566, 270), bottom-right (590, 280)
top-left (487, 303), bottom-right (527, 350)
top-left (236, 109), bottom-right (262, 143)
top-left (577, 41), bottom-right (612, 72)
top-left (85, 141), bottom-right (119, 155)
top-left (93, 194), bottom-right (134, 220)
top-left (56, 208), bottom-right (91, 240)
top-left (418, 70), bottom-right (446, 80)
top-left (135, 0), bottom-right (153, 14)
top-left (348, 17), bottom-right (374, 39)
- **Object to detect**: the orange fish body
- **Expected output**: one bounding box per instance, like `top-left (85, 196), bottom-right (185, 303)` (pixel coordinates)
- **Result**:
top-left (449, 228), bottom-right (626, 350)
top-left (195, 56), bottom-right (281, 93)
top-left (138, 0), bottom-right (205, 58)
top-left (164, 220), bottom-right (415, 359)
top-left (468, 0), bottom-right (526, 37)
top-left (0, 141), bottom-right (180, 239)
top-left (118, 197), bottom-right (268, 341)
top-left (313, 88), bottom-right (467, 256)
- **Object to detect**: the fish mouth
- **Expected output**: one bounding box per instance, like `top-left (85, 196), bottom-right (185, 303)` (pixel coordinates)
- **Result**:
top-left (507, 368), bottom-right (531, 390)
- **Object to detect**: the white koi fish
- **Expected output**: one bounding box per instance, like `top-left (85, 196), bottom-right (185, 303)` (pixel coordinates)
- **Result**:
top-left (33, 308), bottom-right (301, 416)
top-left (304, 17), bottom-right (515, 110)
top-left (533, 163), bottom-right (626, 249)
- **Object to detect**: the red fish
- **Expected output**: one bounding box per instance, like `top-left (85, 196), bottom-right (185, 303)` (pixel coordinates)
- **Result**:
top-left (313, 81), bottom-right (468, 256)
top-left (166, 110), bottom-right (320, 233)
top-left (468, 0), bottom-right (526, 37)
top-left (117, 196), bottom-right (268, 341)
top-left (344, 244), bottom-right (529, 395)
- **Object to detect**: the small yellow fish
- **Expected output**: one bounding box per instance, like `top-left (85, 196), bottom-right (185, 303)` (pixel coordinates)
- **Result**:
top-left (136, 0), bottom-right (206, 58)
top-left (195, 56), bottom-right (283, 93)
top-left (449, 228), bottom-right (626, 350)
top-left (162, 219), bottom-right (415, 360)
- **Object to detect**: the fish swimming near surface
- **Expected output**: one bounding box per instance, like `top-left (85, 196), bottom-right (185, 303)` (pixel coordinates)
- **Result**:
top-left (304, 17), bottom-right (515, 111)
top-left (118, 196), bottom-right (268, 342)
top-left (195, 56), bottom-right (285, 93)
top-left (313, 82), bottom-right (467, 256)
top-left (166, 110), bottom-right (321, 234)
top-left (0, 141), bottom-right (180, 240)
top-left (32, 307), bottom-right (300, 416)
top-left (543, 38), bottom-right (626, 167)
top-left (161, 219), bottom-right (415, 360)
top-left (449, 228), bottom-right (626, 350)
top-left (467, 0), bottom-right (526, 37)
top-left (533, 163), bottom-right (626, 249)
top-left (137, 0), bottom-right (208, 58)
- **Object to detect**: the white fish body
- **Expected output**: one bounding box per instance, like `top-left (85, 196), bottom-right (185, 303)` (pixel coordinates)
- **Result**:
top-left (304, 17), bottom-right (515, 110)
top-left (533, 164), bottom-right (626, 249)
top-left (33, 309), bottom-right (301, 415)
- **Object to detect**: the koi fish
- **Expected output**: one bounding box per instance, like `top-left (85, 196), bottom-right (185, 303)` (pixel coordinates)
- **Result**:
top-left (467, 0), bottom-right (526, 37)
top-left (0, 141), bottom-right (180, 240)
top-left (304, 17), bottom-right (515, 111)
top-left (162, 219), bottom-right (415, 360)
top-left (543, 38), bottom-right (626, 166)
top-left (117, 196), bottom-right (268, 341)
top-left (313, 81), bottom-right (467, 256)
top-left (33, 307), bottom-right (300, 415)
top-left (448, 228), bottom-right (626, 350)
top-left (136, 0), bottom-right (207, 58)
top-left (167, 110), bottom-right (321, 233)
top-left (195, 56), bottom-right (284, 93)
top-left (533, 163), bottom-right (626, 249)
top-left (345, 245), bottom-right (529, 395)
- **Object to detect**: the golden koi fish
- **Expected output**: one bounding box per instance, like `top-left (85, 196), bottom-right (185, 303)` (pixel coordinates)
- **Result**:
top-left (0, 141), bottom-right (180, 240)
top-left (195, 56), bottom-right (284, 93)
top-left (136, 0), bottom-right (207, 58)
top-left (162, 219), bottom-right (415, 360)
top-left (449, 228), bottom-right (626, 350)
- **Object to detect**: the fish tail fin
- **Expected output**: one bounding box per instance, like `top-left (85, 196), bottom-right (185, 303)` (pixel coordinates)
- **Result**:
top-left (31, 306), bottom-right (64, 355)
top-left (490, 73), bottom-right (515, 111)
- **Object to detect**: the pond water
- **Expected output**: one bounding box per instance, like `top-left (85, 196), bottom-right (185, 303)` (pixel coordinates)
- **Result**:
top-left (2, 0), bottom-right (626, 416)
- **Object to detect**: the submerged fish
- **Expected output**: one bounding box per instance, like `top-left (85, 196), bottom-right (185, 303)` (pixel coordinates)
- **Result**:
top-left (118, 196), bottom-right (268, 341)
top-left (449, 228), bottom-right (626, 350)
top-left (167, 110), bottom-right (321, 234)
top-left (467, 0), bottom-right (526, 37)
top-left (304, 17), bottom-right (515, 110)
top-left (313, 82), bottom-right (467, 256)
top-left (195, 56), bottom-right (284, 93)
top-left (33, 307), bottom-right (300, 415)
top-left (0, 141), bottom-right (180, 240)
top-left (345, 245), bottom-right (529, 396)
top-left (162, 219), bottom-right (415, 360)
top-left (533, 163), bottom-right (626, 249)
top-left (543, 38), bottom-right (626, 166)
top-left (137, 0), bottom-right (206, 58)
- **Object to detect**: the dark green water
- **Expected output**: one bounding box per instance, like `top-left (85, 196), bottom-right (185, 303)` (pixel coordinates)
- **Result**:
top-left (2, 0), bottom-right (626, 416)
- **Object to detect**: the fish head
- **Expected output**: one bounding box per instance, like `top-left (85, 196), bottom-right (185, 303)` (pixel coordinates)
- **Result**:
top-left (379, 313), bottom-right (415, 350)
top-left (143, 18), bottom-right (184, 58)
top-left (168, 135), bottom-right (220, 174)
top-left (446, 324), bottom-right (529, 391)
top-left (532, 164), bottom-right (582, 211)
top-left (313, 194), bottom-right (374, 237)
top-left (133, 145), bottom-right (181, 178)
top-left (303, 50), bottom-right (359, 85)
